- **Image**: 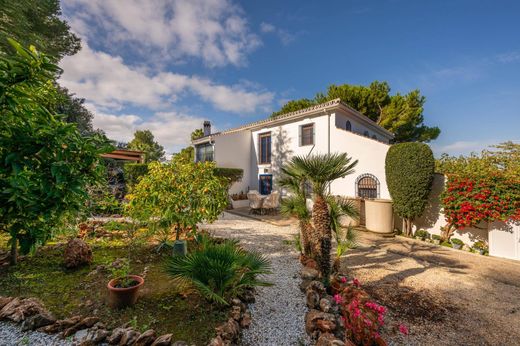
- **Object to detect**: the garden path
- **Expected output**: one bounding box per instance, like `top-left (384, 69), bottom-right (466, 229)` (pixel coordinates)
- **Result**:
top-left (203, 212), bottom-right (310, 346)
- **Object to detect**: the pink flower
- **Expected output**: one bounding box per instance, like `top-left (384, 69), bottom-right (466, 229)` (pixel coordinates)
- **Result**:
top-left (340, 277), bottom-right (347, 283)
top-left (352, 278), bottom-right (361, 287)
top-left (333, 294), bottom-right (343, 304)
top-left (398, 324), bottom-right (409, 335)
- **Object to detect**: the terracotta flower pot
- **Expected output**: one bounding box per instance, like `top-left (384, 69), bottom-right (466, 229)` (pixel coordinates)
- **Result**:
top-left (107, 275), bottom-right (144, 309)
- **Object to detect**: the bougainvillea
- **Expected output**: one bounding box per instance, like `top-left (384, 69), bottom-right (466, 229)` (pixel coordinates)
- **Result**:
top-left (441, 174), bottom-right (520, 239)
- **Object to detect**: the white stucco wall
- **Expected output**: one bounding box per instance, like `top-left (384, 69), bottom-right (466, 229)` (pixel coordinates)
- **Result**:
top-left (246, 111), bottom-right (391, 199)
top-left (213, 130), bottom-right (251, 194)
top-left (334, 111), bottom-right (392, 144)
top-left (329, 114), bottom-right (391, 199)
top-left (489, 221), bottom-right (520, 260)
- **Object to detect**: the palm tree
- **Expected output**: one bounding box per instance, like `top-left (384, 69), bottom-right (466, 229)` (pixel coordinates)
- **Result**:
top-left (279, 164), bottom-right (314, 258)
top-left (292, 153), bottom-right (358, 283)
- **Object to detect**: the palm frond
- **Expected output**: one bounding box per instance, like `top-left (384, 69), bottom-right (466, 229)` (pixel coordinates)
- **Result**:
top-left (291, 153), bottom-right (358, 196)
top-left (165, 238), bottom-right (271, 305)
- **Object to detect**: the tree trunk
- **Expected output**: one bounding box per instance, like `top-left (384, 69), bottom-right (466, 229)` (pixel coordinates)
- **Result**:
top-left (300, 220), bottom-right (313, 257)
top-left (403, 218), bottom-right (413, 237)
top-left (10, 237), bottom-right (17, 266)
top-left (313, 195), bottom-right (331, 283)
top-left (441, 224), bottom-right (455, 241)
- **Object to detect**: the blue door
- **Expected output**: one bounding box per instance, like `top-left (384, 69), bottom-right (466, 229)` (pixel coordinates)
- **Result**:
top-left (259, 174), bottom-right (273, 195)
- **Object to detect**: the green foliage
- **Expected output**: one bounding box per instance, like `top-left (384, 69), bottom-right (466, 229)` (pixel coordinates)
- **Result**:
top-left (54, 86), bottom-right (97, 136)
top-left (450, 238), bottom-right (464, 246)
top-left (108, 258), bottom-right (134, 288)
top-left (165, 235), bottom-right (271, 305)
top-left (432, 234), bottom-right (442, 240)
top-left (213, 167), bottom-right (243, 185)
top-left (0, 0), bottom-right (80, 61)
top-left (271, 81), bottom-right (440, 142)
top-left (123, 163), bottom-right (149, 191)
top-left (127, 161), bottom-right (229, 240)
top-left (127, 130), bottom-right (165, 163)
top-left (334, 226), bottom-right (358, 258)
top-left (291, 153), bottom-right (358, 196)
top-left (171, 146), bottom-right (194, 164)
top-left (436, 141), bottom-right (520, 181)
top-left (191, 128), bottom-right (204, 141)
top-left (0, 40), bottom-right (108, 261)
top-left (328, 196), bottom-right (359, 235)
top-left (385, 142), bottom-right (435, 236)
top-left (414, 229), bottom-right (430, 239)
top-left (472, 241), bottom-right (487, 250)
top-left (88, 190), bottom-right (123, 216)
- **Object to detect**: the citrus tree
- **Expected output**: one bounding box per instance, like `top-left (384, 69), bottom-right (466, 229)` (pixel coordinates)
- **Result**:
top-left (126, 161), bottom-right (229, 240)
top-left (0, 40), bottom-right (108, 264)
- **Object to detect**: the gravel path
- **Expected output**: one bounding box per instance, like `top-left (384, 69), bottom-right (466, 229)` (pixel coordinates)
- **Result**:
top-left (343, 231), bottom-right (520, 345)
top-left (0, 321), bottom-right (71, 346)
top-left (204, 212), bottom-right (310, 346)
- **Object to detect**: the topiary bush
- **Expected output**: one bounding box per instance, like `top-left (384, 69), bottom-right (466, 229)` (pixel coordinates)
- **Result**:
top-left (385, 142), bottom-right (435, 236)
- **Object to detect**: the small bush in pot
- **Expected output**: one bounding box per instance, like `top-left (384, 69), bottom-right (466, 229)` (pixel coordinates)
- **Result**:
top-left (432, 234), bottom-right (442, 245)
top-left (450, 238), bottom-right (464, 250)
top-left (414, 229), bottom-right (430, 241)
top-left (472, 241), bottom-right (488, 255)
top-left (107, 259), bottom-right (144, 309)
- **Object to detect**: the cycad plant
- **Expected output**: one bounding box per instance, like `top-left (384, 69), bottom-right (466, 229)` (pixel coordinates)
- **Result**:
top-left (279, 164), bottom-right (314, 258)
top-left (328, 195), bottom-right (359, 272)
top-left (292, 153), bottom-right (358, 283)
top-left (165, 235), bottom-right (271, 305)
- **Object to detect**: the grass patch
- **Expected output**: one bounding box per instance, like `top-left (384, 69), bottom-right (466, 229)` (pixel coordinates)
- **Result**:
top-left (0, 226), bottom-right (227, 344)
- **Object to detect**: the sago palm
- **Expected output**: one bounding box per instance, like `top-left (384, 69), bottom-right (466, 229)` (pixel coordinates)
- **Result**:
top-left (328, 195), bottom-right (359, 272)
top-left (292, 153), bottom-right (358, 283)
top-left (279, 164), bottom-right (314, 258)
top-left (165, 236), bottom-right (271, 305)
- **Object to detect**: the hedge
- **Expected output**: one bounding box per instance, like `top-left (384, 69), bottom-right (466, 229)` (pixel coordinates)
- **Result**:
top-left (385, 142), bottom-right (435, 235)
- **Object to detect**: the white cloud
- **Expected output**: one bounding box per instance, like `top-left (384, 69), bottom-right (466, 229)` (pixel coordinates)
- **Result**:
top-left (59, 41), bottom-right (274, 113)
top-left (62, 0), bottom-right (261, 67)
top-left (88, 103), bottom-right (205, 154)
top-left (259, 22), bottom-right (295, 45)
top-left (496, 51), bottom-right (520, 64)
top-left (260, 22), bottom-right (276, 33)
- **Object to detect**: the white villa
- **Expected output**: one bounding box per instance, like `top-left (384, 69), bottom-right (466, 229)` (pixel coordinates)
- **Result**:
top-left (192, 98), bottom-right (393, 199)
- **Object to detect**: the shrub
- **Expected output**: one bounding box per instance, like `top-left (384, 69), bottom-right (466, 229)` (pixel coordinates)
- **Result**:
top-left (0, 40), bottom-right (108, 264)
top-left (127, 161), bottom-right (229, 240)
top-left (88, 190), bottom-right (123, 216)
top-left (165, 235), bottom-right (271, 305)
top-left (472, 241), bottom-right (487, 250)
top-left (441, 174), bottom-right (520, 239)
top-left (414, 230), bottom-right (430, 239)
top-left (213, 167), bottom-right (243, 185)
top-left (385, 143), bottom-right (435, 236)
top-left (450, 238), bottom-right (463, 246)
top-left (123, 163), bottom-right (148, 191)
top-left (432, 234), bottom-right (442, 241)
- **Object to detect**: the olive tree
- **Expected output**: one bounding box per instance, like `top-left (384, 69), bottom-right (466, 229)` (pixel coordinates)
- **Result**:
top-left (385, 142), bottom-right (435, 236)
top-left (0, 40), bottom-right (108, 264)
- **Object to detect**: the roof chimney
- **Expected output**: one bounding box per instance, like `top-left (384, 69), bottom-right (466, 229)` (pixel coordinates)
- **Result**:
top-left (203, 121), bottom-right (211, 136)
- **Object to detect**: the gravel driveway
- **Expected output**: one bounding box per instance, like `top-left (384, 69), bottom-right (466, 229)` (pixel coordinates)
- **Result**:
top-left (343, 232), bottom-right (520, 346)
top-left (203, 212), bottom-right (310, 346)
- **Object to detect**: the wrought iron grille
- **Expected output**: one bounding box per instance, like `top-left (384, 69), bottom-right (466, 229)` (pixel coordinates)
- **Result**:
top-left (356, 173), bottom-right (379, 199)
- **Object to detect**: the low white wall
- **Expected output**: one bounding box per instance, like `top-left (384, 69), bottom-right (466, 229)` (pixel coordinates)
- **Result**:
top-left (489, 221), bottom-right (520, 260)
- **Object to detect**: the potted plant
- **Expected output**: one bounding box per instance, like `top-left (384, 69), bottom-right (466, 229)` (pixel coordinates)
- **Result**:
top-left (450, 238), bottom-right (464, 250)
top-left (431, 234), bottom-right (442, 245)
top-left (414, 229), bottom-right (429, 241)
top-left (107, 259), bottom-right (144, 309)
top-left (472, 241), bottom-right (488, 255)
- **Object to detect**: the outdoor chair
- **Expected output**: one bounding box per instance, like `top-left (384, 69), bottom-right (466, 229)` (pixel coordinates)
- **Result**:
top-left (247, 192), bottom-right (263, 214)
top-left (262, 191), bottom-right (280, 215)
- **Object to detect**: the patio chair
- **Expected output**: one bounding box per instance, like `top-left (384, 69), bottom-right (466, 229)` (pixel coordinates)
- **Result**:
top-left (247, 192), bottom-right (263, 214)
top-left (262, 191), bottom-right (280, 215)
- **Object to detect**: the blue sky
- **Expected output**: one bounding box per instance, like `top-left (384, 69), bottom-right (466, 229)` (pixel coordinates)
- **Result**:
top-left (59, 0), bottom-right (520, 157)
